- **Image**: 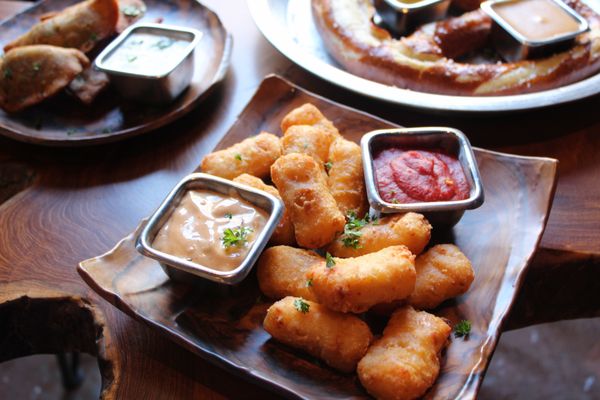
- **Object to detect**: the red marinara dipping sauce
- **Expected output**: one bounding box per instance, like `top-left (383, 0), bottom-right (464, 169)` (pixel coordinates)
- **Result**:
top-left (373, 147), bottom-right (470, 203)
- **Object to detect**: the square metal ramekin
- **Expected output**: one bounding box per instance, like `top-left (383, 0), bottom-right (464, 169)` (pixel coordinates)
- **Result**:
top-left (361, 127), bottom-right (484, 227)
top-left (94, 23), bottom-right (202, 104)
top-left (374, 0), bottom-right (450, 36)
top-left (135, 173), bottom-right (284, 285)
top-left (481, 0), bottom-right (589, 62)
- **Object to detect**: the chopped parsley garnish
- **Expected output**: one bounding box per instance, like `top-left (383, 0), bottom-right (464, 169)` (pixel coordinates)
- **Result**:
top-left (3, 68), bottom-right (12, 79)
top-left (234, 153), bottom-right (242, 161)
top-left (32, 62), bottom-right (41, 72)
top-left (340, 211), bottom-right (374, 249)
top-left (325, 252), bottom-right (335, 268)
top-left (121, 5), bottom-right (142, 17)
top-left (224, 213), bottom-right (233, 219)
top-left (154, 38), bottom-right (175, 50)
top-left (294, 298), bottom-right (310, 313)
top-left (454, 320), bottom-right (471, 338)
top-left (305, 278), bottom-right (313, 287)
top-left (324, 161), bottom-right (333, 172)
top-left (221, 226), bottom-right (253, 248)
top-left (89, 32), bottom-right (98, 42)
top-left (127, 54), bottom-right (138, 63)
top-left (101, 127), bottom-right (113, 134)
top-left (66, 128), bottom-right (78, 136)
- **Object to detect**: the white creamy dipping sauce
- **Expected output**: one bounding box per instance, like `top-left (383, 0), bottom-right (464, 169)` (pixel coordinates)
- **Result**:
top-left (153, 190), bottom-right (269, 271)
top-left (104, 32), bottom-right (192, 76)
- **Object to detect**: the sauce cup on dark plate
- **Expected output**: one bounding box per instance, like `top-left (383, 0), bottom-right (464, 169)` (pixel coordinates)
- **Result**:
top-left (361, 127), bottom-right (484, 227)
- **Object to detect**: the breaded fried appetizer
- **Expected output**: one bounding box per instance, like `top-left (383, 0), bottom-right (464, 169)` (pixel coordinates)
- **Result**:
top-left (281, 125), bottom-right (336, 167)
top-left (67, 67), bottom-right (110, 105)
top-left (264, 296), bottom-right (372, 372)
top-left (327, 212), bottom-right (431, 257)
top-left (233, 174), bottom-right (295, 246)
top-left (409, 244), bottom-right (474, 310)
top-left (327, 137), bottom-right (368, 216)
top-left (309, 246), bottom-right (416, 313)
top-left (4, 0), bottom-right (119, 53)
top-left (280, 103), bottom-right (340, 138)
top-left (357, 306), bottom-right (451, 400)
top-left (201, 132), bottom-right (281, 180)
top-left (257, 246), bottom-right (321, 301)
top-left (271, 153), bottom-right (345, 248)
top-left (0, 45), bottom-right (89, 113)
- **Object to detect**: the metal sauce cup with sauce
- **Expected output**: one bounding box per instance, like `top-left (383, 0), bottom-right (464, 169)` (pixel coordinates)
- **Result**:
top-left (361, 127), bottom-right (484, 227)
top-left (481, 0), bottom-right (589, 62)
top-left (95, 23), bottom-right (202, 104)
top-left (136, 173), bottom-right (284, 285)
top-left (374, 0), bottom-right (450, 36)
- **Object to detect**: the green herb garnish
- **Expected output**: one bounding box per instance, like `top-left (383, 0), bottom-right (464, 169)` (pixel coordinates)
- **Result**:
top-left (89, 32), bottom-right (98, 42)
top-left (324, 161), bottom-right (333, 172)
top-left (221, 226), bottom-right (253, 248)
top-left (294, 298), bottom-right (310, 313)
top-left (154, 38), bottom-right (175, 50)
top-left (127, 54), bottom-right (138, 63)
top-left (340, 211), bottom-right (373, 249)
top-left (453, 320), bottom-right (471, 338)
top-left (224, 213), bottom-right (233, 219)
top-left (66, 128), bottom-right (78, 136)
top-left (325, 252), bottom-right (335, 268)
top-left (32, 62), bottom-right (41, 72)
top-left (305, 278), bottom-right (313, 287)
top-left (234, 153), bottom-right (242, 161)
top-left (121, 5), bottom-right (142, 17)
top-left (3, 68), bottom-right (12, 79)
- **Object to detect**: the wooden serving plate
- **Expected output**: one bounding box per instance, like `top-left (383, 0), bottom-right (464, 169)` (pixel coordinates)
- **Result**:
top-left (0, 0), bottom-right (231, 146)
top-left (78, 75), bottom-right (558, 399)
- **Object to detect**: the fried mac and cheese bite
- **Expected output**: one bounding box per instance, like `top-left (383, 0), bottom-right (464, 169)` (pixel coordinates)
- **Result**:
top-left (309, 246), bottom-right (416, 313)
top-left (409, 244), bottom-right (474, 310)
top-left (357, 306), bottom-right (451, 400)
top-left (264, 296), bottom-right (373, 373)
top-left (327, 212), bottom-right (431, 257)
top-left (280, 103), bottom-right (340, 138)
top-left (271, 153), bottom-right (345, 249)
top-left (201, 132), bottom-right (281, 180)
top-left (233, 174), bottom-right (295, 246)
top-left (4, 0), bottom-right (119, 53)
top-left (257, 246), bottom-right (321, 301)
top-left (327, 138), bottom-right (368, 216)
top-left (281, 124), bottom-right (336, 166)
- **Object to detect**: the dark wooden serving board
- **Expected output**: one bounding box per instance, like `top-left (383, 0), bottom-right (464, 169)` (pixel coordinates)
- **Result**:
top-left (78, 75), bottom-right (558, 399)
top-left (0, 0), bottom-right (231, 146)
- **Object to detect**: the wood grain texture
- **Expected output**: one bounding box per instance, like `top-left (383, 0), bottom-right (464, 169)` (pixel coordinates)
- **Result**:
top-left (78, 76), bottom-right (558, 399)
top-left (0, 0), bottom-right (598, 398)
top-left (0, 0), bottom-right (232, 146)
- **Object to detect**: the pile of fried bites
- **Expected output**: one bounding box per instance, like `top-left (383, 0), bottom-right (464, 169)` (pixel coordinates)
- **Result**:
top-left (201, 103), bottom-right (475, 400)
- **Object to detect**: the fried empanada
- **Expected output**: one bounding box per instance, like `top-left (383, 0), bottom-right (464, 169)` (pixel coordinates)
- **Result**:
top-left (0, 45), bottom-right (89, 113)
top-left (4, 0), bottom-right (119, 53)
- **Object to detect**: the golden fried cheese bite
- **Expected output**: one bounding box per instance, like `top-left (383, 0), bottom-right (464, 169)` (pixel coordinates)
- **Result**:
top-left (0, 45), bottom-right (89, 113)
top-left (281, 124), bottom-right (335, 166)
top-left (409, 244), bottom-right (474, 310)
top-left (4, 0), bottom-right (120, 53)
top-left (271, 153), bottom-right (345, 249)
top-left (233, 174), bottom-right (295, 246)
top-left (327, 212), bottom-right (431, 257)
top-left (357, 306), bottom-right (451, 400)
top-left (309, 245), bottom-right (416, 313)
top-left (257, 246), bottom-right (321, 301)
top-left (201, 132), bottom-right (281, 180)
top-left (264, 296), bottom-right (373, 373)
top-left (280, 103), bottom-right (340, 138)
top-left (327, 137), bottom-right (368, 216)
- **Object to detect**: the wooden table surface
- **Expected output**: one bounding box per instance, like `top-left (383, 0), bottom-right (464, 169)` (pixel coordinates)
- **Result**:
top-left (0, 1), bottom-right (599, 398)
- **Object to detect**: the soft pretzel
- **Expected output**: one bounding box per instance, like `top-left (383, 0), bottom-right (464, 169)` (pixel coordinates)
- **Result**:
top-left (312, 0), bottom-right (600, 95)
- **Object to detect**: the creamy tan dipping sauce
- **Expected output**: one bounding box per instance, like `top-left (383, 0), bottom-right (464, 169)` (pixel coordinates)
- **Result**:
top-left (493, 0), bottom-right (581, 41)
top-left (153, 190), bottom-right (268, 271)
